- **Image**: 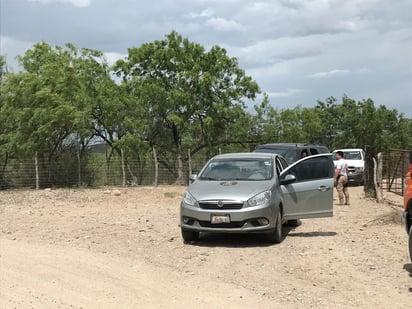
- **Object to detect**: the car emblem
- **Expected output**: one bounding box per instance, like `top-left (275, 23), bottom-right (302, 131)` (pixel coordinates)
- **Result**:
top-left (217, 201), bottom-right (224, 208)
top-left (220, 181), bottom-right (237, 186)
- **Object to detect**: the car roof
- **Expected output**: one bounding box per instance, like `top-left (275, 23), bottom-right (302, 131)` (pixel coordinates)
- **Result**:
top-left (332, 148), bottom-right (363, 152)
top-left (211, 152), bottom-right (276, 160)
top-left (256, 143), bottom-right (326, 149)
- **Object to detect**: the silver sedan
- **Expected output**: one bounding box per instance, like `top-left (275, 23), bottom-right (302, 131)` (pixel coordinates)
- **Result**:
top-left (180, 152), bottom-right (334, 243)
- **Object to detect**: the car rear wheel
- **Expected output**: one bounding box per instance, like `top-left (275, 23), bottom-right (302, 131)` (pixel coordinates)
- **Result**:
top-left (181, 229), bottom-right (200, 242)
top-left (266, 210), bottom-right (283, 243)
top-left (409, 226), bottom-right (412, 262)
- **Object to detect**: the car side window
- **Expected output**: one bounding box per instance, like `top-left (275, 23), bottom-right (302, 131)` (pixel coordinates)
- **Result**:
top-left (275, 157), bottom-right (284, 176)
top-left (309, 148), bottom-right (319, 155)
top-left (286, 156), bottom-right (333, 182)
top-left (279, 156), bottom-right (288, 169)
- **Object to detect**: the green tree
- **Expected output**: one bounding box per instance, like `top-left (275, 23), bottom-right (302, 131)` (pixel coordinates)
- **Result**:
top-left (1, 42), bottom-right (114, 186)
top-left (251, 94), bottom-right (281, 144)
top-left (114, 31), bottom-right (259, 184)
top-left (300, 107), bottom-right (323, 144)
top-left (315, 96), bottom-right (410, 152)
top-left (0, 55), bottom-right (7, 80)
top-left (315, 96), bottom-right (341, 149)
top-left (0, 55), bottom-right (10, 185)
top-left (250, 101), bottom-right (323, 146)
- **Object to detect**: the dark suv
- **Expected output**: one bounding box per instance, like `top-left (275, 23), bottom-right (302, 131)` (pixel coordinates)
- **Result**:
top-left (253, 143), bottom-right (329, 164)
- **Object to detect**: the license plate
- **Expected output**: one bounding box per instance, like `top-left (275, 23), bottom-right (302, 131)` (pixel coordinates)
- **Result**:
top-left (211, 214), bottom-right (230, 224)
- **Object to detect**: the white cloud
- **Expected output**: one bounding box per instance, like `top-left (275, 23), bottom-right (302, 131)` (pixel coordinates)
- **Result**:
top-left (187, 8), bottom-right (215, 19)
top-left (205, 17), bottom-right (245, 32)
top-left (1, 0), bottom-right (411, 117)
top-left (266, 88), bottom-right (304, 98)
top-left (0, 36), bottom-right (34, 71)
top-left (233, 36), bottom-right (322, 68)
top-left (309, 69), bottom-right (351, 79)
top-left (104, 52), bottom-right (126, 66)
top-left (28, 0), bottom-right (92, 7)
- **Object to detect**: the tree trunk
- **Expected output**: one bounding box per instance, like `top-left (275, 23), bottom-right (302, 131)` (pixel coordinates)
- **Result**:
top-left (176, 145), bottom-right (184, 185)
top-left (364, 145), bottom-right (376, 196)
top-left (374, 153), bottom-right (383, 203)
top-left (187, 148), bottom-right (192, 185)
top-left (171, 123), bottom-right (184, 185)
top-left (153, 147), bottom-right (158, 187)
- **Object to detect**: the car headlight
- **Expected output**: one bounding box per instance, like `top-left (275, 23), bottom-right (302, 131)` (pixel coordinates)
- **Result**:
top-left (355, 167), bottom-right (364, 172)
top-left (182, 191), bottom-right (198, 207)
top-left (248, 190), bottom-right (272, 207)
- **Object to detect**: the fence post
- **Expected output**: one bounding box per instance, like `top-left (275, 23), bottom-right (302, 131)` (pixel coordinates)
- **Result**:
top-left (188, 148), bottom-right (192, 185)
top-left (77, 147), bottom-right (81, 187)
top-left (121, 148), bottom-right (126, 187)
top-left (401, 151), bottom-right (406, 195)
top-left (35, 151), bottom-right (39, 190)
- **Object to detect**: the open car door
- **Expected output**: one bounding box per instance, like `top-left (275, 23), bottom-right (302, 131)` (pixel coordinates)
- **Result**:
top-left (280, 154), bottom-right (334, 220)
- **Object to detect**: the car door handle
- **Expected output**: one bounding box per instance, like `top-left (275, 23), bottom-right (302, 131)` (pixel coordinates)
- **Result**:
top-left (318, 185), bottom-right (330, 192)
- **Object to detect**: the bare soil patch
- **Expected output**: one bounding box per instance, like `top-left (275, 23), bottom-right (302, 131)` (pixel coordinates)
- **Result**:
top-left (1, 185), bottom-right (411, 308)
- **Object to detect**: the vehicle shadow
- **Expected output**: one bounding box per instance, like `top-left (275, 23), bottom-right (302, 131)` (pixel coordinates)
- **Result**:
top-left (403, 264), bottom-right (412, 293)
top-left (185, 224), bottom-right (334, 248)
top-left (190, 233), bottom-right (274, 248)
top-left (403, 263), bottom-right (412, 278)
top-left (346, 183), bottom-right (363, 187)
top-left (287, 231), bottom-right (337, 237)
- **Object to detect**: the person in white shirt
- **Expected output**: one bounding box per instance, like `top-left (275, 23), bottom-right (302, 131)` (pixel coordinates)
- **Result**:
top-left (334, 151), bottom-right (349, 205)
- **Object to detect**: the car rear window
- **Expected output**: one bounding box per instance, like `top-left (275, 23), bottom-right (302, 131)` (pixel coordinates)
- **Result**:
top-left (254, 148), bottom-right (298, 164)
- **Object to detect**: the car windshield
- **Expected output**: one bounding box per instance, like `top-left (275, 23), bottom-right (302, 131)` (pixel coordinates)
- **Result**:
top-left (199, 158), bottom-right (273, 181)
top-left (332, 151), bottom-right (362, 160)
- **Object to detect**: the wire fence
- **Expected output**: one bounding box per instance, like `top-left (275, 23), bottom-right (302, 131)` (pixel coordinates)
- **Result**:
top-left (381, 149), bottom-right (410, 196)
top-left (2, 149), bottom-right (410, 193)
top-left (0, 157), bottom-right (208, 190)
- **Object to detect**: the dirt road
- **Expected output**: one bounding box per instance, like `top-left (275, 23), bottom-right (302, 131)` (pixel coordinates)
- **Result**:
top-left (1, 186), bottom-right (411, 308)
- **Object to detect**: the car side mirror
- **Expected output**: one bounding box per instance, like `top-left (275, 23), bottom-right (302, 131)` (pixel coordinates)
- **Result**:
top-left (189, 174), bottom-right (198, 183)
top-left (280, 174), bottom-right (296, 185)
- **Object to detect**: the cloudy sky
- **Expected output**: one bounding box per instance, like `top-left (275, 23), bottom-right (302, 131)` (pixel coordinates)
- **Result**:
top-left (1, 0), bottom-right (411, 117)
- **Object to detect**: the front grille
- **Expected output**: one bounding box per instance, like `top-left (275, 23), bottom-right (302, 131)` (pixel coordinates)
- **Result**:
top-left (199, 202), bottom-right (244, 210)
top-left (199, 221), bottom-right (245, 228)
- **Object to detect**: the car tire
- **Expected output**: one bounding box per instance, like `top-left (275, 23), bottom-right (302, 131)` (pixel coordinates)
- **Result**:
top-left (287, 219), bottom-right (301, 227)
top-left (266, 210), bottom-right (283, 243)
top-left (409, 226), bottom-right (412, 262)
top-left (181, 229), bottom-right (200, 242)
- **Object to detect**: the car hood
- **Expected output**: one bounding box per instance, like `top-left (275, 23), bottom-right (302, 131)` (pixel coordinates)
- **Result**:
top-left (334, 159), bottom-right (364, 167)
top-left (187, 180), bottom-right (272, 201)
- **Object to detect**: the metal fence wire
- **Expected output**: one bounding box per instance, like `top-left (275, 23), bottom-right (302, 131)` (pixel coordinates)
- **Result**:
top-left (381, 149), bottom-right (410, 196)
top-left (0, 157), bottom-right (208, 190)
top-left (2, 149), bottom-right (410, 193)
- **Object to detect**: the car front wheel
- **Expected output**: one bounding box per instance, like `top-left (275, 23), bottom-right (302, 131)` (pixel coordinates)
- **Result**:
top-left (181, 229), bottom-right (200, 242)
top-left (266, 210), bottom-right (283, 243)
top-left (409, 226), bottom-right (412, 262)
